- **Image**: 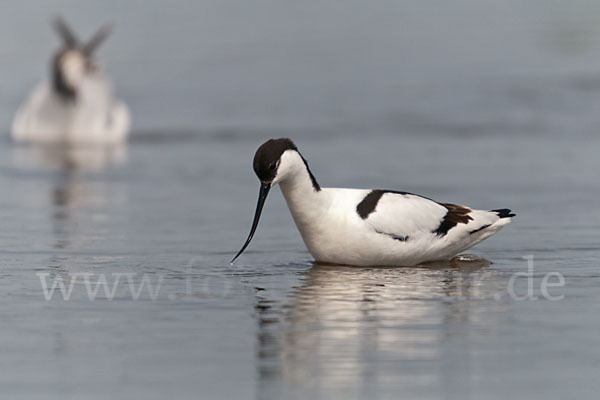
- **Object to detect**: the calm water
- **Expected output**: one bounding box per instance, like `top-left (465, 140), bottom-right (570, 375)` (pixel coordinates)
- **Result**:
top-left (1, 1), bottom-right (600, 399)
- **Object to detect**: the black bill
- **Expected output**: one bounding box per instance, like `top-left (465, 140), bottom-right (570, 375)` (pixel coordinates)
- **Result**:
top-left (231, 182), bottom-right (271, 263)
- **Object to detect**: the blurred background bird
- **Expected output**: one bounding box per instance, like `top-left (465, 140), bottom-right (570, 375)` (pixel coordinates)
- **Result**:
top-left (11, 17), bottom-right (130, 145)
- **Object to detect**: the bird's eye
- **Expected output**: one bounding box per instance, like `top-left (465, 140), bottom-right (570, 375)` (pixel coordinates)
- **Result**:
top-left (269, 162), bottom-right (277, 170)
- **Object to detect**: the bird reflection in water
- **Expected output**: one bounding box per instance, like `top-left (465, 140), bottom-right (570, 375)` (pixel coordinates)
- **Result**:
top-left (255, 257), bottom-right (508, 398)
top-left (12, 144), bottom-right (127, 249)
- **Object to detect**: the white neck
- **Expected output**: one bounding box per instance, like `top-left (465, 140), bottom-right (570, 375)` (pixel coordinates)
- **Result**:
top-left (277, 151), bottom-right (329, 232)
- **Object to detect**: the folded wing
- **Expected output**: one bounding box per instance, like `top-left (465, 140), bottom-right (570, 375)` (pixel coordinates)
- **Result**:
top-left (357, 190), bottom-right (450, 239)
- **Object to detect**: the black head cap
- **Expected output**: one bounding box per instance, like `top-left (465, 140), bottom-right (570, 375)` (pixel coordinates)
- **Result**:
top-left (253, 138), bottom-right (297, 183)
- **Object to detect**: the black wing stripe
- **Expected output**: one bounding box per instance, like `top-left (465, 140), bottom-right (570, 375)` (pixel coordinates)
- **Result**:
top-left (356, 190), bottom-right (414, 219)
top-left (469, 224), bottom-right (491, 234)
top-left (375, 230), bottom-right (409, 242)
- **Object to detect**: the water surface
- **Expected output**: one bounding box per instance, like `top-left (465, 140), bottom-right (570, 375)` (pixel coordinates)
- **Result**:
top-left (1, 1), bottom-right (599, 399)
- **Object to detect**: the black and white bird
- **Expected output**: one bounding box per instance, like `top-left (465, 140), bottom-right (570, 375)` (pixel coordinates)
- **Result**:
top-left (12, 17), bottom-right (130, 145)
top-left (232, 138), bottom-right (515, 267)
